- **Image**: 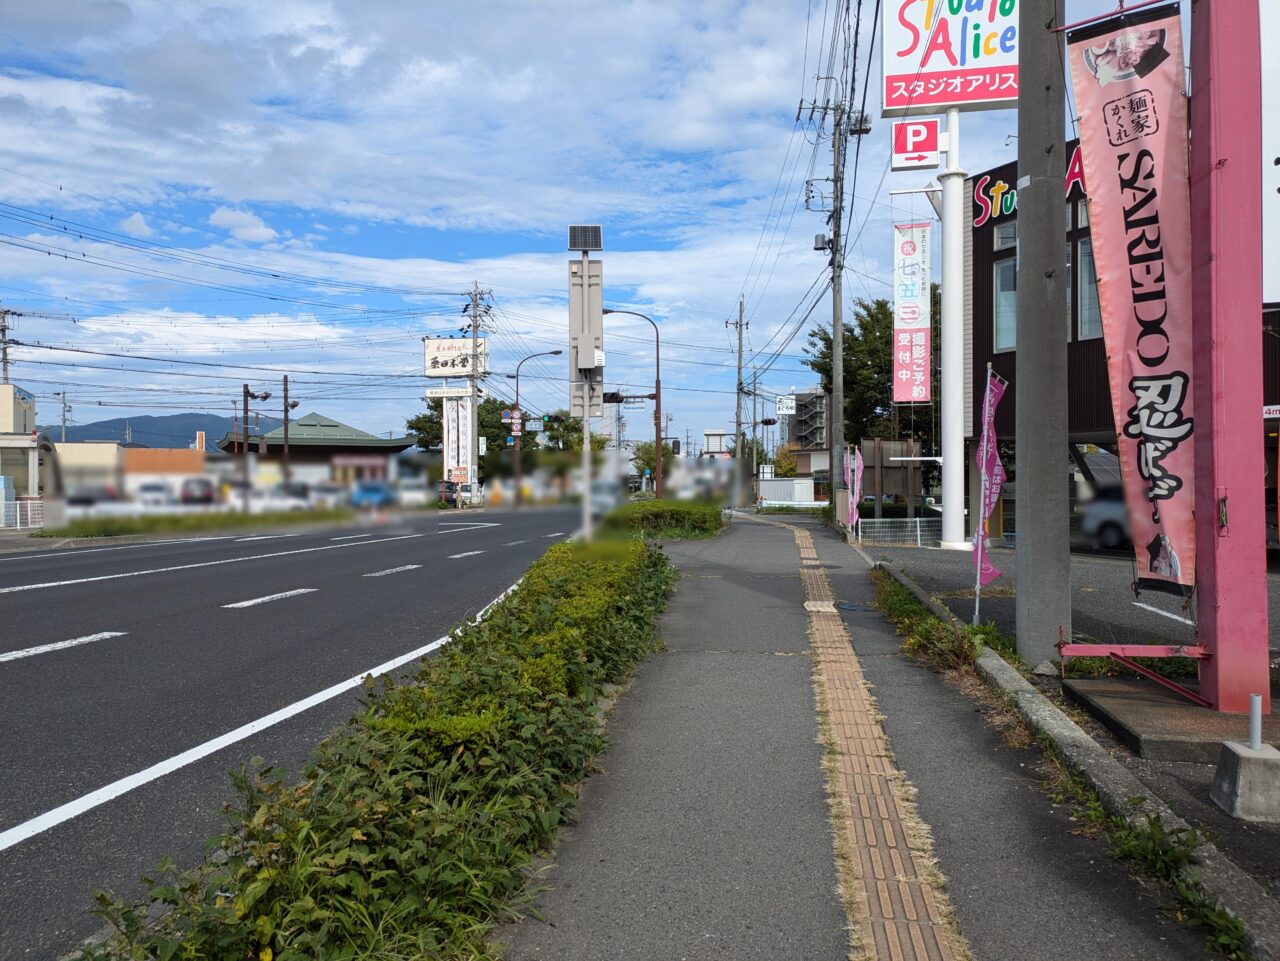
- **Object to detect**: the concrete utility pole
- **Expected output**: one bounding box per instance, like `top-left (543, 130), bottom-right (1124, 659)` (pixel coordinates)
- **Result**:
top-left (56, 392), bottom-right (70, 443)
top-left (0, 309), bottom-right (10, 385)
top-left (1190, 0), bottom-right (1270, 712)
top-left (468, 282), bottom-right (482, 503)
top-left (752, 370), bottom-right (759, 480)
top-left (939, 113), bottom-right (966, 547)
top-left (242, 383), bottom-right (252, 514)
top-left (732, 296), bottom-right (745, 506)
top-left (1014, 0), bottom-right (1071, 667)
top-left (282, 375), bottom-right (294, 486)
top-left (830, 101), bottom-right (846, 508)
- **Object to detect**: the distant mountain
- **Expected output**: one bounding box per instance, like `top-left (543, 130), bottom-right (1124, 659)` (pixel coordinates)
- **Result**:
top-left (39, 413), bottom-right (282, 450)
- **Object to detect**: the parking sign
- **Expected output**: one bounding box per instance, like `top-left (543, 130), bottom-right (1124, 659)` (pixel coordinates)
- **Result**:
top-left (891, 120), bottom-right (941, 171)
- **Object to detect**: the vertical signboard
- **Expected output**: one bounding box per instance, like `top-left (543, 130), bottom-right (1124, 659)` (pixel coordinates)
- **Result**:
top-left (1264, 0), bottom-right (1279, 307)
top-left (892, 222), bottom-right (932, 403)
top-left (882, 0), bottom-right (1020, 116)
top-left (442, 396), bottom-right (473, 485)
top-left (1068, 3), bottom-right (1195, 593)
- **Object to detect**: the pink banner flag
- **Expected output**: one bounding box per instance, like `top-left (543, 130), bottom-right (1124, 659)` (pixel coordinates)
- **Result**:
top-left (1068, 4), bottom-right (1195, 594)
top-left (851, 446), bottom-right (864, 531)
top-left (973, 370), bottom-right (1007, 588)
top-left (892, 222), bottom-right (932, 403)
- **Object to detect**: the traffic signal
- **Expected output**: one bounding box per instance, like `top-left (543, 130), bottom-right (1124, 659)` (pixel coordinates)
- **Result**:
top-left (602, 391), bottom-right (624, 404)
top-left (672, 439), bottom-right (681, 455)
top-left (542, 414), bottom-right (565, 425)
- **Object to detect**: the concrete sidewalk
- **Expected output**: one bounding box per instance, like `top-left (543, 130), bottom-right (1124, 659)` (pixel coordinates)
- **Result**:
top-left (500, 516), bottom-right (1212, 960)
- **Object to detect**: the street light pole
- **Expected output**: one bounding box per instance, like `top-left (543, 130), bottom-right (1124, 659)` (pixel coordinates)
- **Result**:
top-left (603, 308), bottom-right (662, 498)
top-left (508, 349), bottom-right (562, 507)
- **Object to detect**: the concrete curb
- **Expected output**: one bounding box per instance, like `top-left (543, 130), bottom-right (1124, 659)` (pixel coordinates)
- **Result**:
top-left (872, 560), bottom-right (1280, 961)
top-left (0, 516), bottom-right (381, 554)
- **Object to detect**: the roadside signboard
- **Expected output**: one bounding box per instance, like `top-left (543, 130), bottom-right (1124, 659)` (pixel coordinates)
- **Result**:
top-left (1264, 405), bottom-right (1280, 420)
top-left (892, 222), bottom-right (932, 403)
top-left (775, 395), bottom-right (796, 415)
top-left (479, 436), bottom-right (487, 456)
top-left (882, 0), bottom-right (1020, 117)
top-left (448, 467), bottom-right (468, 483)
top-left (425, 386), bottom-right (471, 399)
top-left (424, 337), bottom-right (488, 377)
top-left (1264, 0), bottom-right (1279, 306)
top-left (892, 119), bottom-right (942, 170)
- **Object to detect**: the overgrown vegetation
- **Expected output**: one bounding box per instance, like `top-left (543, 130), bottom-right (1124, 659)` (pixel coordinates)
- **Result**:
top-left (77, 539), bottom-right (675, 961)
top-left (602, 500), bottom-right (724, 539)
top-left (872, 567), bottom-right (1251, 960)
top-left (33, 509), bottom-right (354, 539)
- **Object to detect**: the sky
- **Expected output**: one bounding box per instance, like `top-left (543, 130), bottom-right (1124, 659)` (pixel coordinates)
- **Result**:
top-left (0, 0), bottom-right (1123, 449)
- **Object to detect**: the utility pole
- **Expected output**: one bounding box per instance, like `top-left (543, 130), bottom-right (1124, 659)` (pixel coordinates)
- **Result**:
top-left (56, 391), bottom-right (70, 443)
top-left (469, 282), bottom-right (482, 507)
top-left (242, 383), bottom-right (252, 514)
top-left (731, 296), bottom-right (745, 506)
top-left (752, 370), bottom-right (759, 481)
top-left (0, 309), bottom-right (10, 386)
top-left (1014, 0), bottom-right (1071, 666)
top-left (829, 100), bottom-right (846, 511)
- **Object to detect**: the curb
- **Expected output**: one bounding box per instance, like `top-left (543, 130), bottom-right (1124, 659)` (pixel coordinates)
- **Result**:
top-left (870, 559), bottom-right (1280, 961)
top-left (0, 516), bottom-right (382, 554)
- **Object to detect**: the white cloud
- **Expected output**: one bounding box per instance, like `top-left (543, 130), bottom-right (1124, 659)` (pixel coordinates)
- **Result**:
top-left (208, 206), bottom-right (278, 243)
top-left (119, 211), bottom-right (152, 237)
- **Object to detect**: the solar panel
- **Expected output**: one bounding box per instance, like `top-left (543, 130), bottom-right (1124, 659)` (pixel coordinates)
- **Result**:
top-left (567, 225), bottom-right (603, 251)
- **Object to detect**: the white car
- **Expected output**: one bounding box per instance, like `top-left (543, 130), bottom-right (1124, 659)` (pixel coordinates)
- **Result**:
top-left (397, 478), bottom-right (430, 508)
top-left (1078, 486), bottom-right (1129, 549)
top-left (247, 487), bottom-right (310, 514)
top-left (136, 482), bottom-right (172, 507)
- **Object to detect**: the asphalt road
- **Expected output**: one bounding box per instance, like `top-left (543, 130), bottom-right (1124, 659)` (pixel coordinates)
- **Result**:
top-left (0, 506), bottom-right (579, 961)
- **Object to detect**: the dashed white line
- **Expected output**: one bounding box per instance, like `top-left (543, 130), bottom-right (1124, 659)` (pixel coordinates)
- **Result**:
top-left (503, 539), bottom-right (528, 546)
top-left (222, 589), bottom-right (317, 609)
top-left (438, 522), bottom-right (502, 534)
top-left (543, 531), bottom-right (566, 538)
top-left (363, 564), bottom-right (422, 577)
top-left (1133, 601), bottom-right (1195, 626)
top-left (330, 533), bottom-right (372, 541)
top-left (0, 632), bottom-right (127, 663)
top-left (0, 578), bottom-right (522, 852)
top-left (448, 551), bottom-right (485, 559)
top-left (0, 533), bottom-right (424, 596)
top-left (235, 534), bottom-right (301, 543)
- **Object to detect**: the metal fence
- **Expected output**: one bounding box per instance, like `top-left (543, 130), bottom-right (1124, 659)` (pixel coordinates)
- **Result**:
top-left (0, 500), bottom-right (45, 530)
top-left (854, 516), bottom-right (942, 547)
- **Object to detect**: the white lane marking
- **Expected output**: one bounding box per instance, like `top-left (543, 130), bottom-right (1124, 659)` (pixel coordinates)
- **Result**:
top-left (0, 632), bottom-right (127, 663)
top-left (330, 533), bottom-right (372, 541)
top-left (0, 578), bottom-right (522, 853)
top-left (543, 531), bottom-right (566, 538)
top-left (1133, 602), bottom-right (1195, 626)
top-left (503, 540), bottom-right (528, 546)
top-left (437, 522), bottom-right (501, 533)
top-left (223, 589), bottom-right (317, 609)
top-left (235, 534), bottom-right (301, 543)
top-left (0, 534), bottom-right (424, 596)
top-left (449, 551), bottom-right (485, 559)
top-left (0, 537), bottom-right (236, 563)
top-left (363, 564), bottom-right (422, 577)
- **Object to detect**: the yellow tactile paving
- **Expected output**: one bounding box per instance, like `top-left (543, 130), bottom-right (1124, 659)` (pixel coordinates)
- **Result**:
top-left (743, 515), bottom-right (970, 961)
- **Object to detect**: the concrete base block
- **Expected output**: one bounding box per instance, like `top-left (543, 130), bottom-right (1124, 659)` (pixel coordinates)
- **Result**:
top-left (939, 540), bottom-right (972, 551)
top-left (1210, 741), bottom-right (1280, 822)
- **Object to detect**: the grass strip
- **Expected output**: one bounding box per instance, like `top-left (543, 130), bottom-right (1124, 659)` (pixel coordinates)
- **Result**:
top-left (32, 509), bottom-right (354, 539)
top-left (77, 539), bottom-right (676, 961)
top-left (601, 500), bottom-right (724, 540)
top-left (869, 568), bottom-right (1251, 960)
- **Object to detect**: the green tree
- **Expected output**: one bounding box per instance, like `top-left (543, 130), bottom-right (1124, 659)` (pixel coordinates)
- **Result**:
top-left (804, 284), bottom-right (942, 483)
top-left (631, 440), bottom-right (675, 478)
top-left (772, 442), bottom-right (798, 478)
top-left (405, 399), bottom-right (443, 448)
top-left (539, 408), bottom-right (609, 453)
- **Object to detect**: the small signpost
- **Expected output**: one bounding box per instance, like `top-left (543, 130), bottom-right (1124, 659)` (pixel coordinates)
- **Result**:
top-left (891, 119), bottom-right (941, 171)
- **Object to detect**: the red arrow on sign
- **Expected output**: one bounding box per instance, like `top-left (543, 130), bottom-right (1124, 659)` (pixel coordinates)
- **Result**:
top-left (906, 154), bottom-right (928, 161)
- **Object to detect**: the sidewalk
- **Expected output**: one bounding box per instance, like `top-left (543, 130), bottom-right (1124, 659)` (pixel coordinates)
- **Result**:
top-left (500, 516), bottom-right (1211, 960)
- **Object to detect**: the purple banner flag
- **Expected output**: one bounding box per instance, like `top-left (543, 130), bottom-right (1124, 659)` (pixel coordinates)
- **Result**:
top-left (973, 371), bottom-right (1008, 588)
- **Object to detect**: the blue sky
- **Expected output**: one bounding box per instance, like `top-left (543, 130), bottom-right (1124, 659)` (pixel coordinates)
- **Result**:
top-left (0, 0), bottom-right (1123, 446)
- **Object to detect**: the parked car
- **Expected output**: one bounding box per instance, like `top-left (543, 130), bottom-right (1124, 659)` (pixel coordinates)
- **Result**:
top-left (397, 478), bottom-right (430, 508)
top-left (440, 480), bottom-right (480, 505)
top-left (136, 482), bottom-right (172, 507)
top-left (66, 485), bottom-right (121, 506)
top-left (590, 479), bottom-right (623, 518)
top-left (179, 477), bottom-right (216, 505)
top-left (351, 480), bottom-right (397, 509)
top-left (1078, 486), bottom-right (1129, 549)
top-left (247, 486), bottom-right (310, 513)
top-left (309, 482), bottom-right (350, 509)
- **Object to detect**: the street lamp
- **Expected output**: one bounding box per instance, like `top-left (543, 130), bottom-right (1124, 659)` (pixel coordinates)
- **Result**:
top-left (241, 384), bottom-right (271, 513)
top-left (506, 349), bottom-right (562, 507)
top-left (603, 308), bottom-right (663, 499)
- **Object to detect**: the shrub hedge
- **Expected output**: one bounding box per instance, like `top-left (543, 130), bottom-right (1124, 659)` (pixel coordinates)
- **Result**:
top-left (602, 500), bottom-right (724, 539)
top-left (33, 509), bottom-right (353, 539)
top-left (80, 539), bottom-right (674, 961)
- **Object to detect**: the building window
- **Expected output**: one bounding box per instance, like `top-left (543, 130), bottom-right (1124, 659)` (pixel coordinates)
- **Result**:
top-left (1078, 199), bottom-right (1089, 228)
top-left (994, 259), bottom-right (1017, 351)
top-left (1078, 237), bottom-right (1102, 339)
top-left (994, 222), bottom-right (1017, 250)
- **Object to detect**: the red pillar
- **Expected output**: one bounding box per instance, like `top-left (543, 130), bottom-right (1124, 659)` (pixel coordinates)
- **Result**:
top-left (1191, 0), bottom-right (1270, 713)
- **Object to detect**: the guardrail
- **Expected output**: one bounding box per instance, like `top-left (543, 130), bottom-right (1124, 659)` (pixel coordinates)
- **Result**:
top-left (854, 516), bottom-right (941, 547)
top-left (0, 501), bottom-right (44, 530)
